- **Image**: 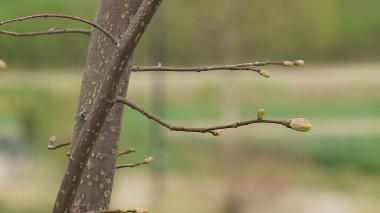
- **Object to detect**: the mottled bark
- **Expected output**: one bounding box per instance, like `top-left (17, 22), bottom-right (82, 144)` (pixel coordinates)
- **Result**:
top-left (53, 0), bottom-right (162, 212)
top-left (58, 1), bottom-right (142, 212)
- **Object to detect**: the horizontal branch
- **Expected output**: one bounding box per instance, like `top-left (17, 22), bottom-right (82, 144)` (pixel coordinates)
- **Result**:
top-left (131, 65), bottom-right (263, 72)
top-left (118, 148), bottom-right (136, 157)
top-left (116, 157), bottom-right (154, 169)
top-left (115, 97), bottom-right (293, 135)
top-left (47, 136), bottom-right (71, 150)
top-left (0, 13), bottom-right (117, 45)
top-left (130, 60), bottom-right (304, 73)
top-left (0, 28), bottom-right (91, 37)
top-left (85, 208), bottom-right (148, 213)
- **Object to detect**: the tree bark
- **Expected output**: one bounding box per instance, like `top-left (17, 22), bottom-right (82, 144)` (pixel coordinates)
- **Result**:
top-left (67, 1), bottom-right (142, 212)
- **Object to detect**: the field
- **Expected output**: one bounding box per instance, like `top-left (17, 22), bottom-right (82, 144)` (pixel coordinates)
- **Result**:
top-left (0, 64), bottom-right (379, 212)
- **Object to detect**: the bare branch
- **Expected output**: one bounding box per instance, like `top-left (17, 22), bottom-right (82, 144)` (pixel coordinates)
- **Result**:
top-left (0, 28), bottom-right (91, 37)
top-left (131, 60), bottom-right (305, 73)
top-left (0, 13), bottom-right (117, 45)
top-left (47, 136), bottom-right (71, 150)
top-left (116, 157), bottom-right (154, 169)
top-left (131, 64), bottom-right (263, 72)
top-left (85, 208), bottom-right (148, 213)
top-left (118, 148), bottom-right (136, 157)
top-left (115, 97), bottom-right (295, 135)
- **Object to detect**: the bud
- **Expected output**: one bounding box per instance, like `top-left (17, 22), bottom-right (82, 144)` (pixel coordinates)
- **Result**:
top-left (48, 136), bottom-right (57, 146)
top-left (259, 69), bottom-right (270, 78)
top-left (0, 59), bottom-right (6, 69)
top-left (286, 118), bottom-right (312, 132)
top-left (294, 60), bottom-right (305, 66)
top-left (47, 136), bottom-right (57, 149)
top-left (210, 129), bottom-right (222, 136)
top-left (257, 108), bottom-right (265, 120)
top-left (282, 61), bottom-right (294, 67)
top-left (143, 156), bottom-right (154, 164)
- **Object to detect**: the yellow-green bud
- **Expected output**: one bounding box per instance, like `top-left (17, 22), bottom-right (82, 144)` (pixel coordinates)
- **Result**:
top-left (282, 61), bottom-right (294, 67)
top-left (294, 60), bottom-right (305, 66)
top-left (143, 156), bottom-right (154, 164)
top-left (0, 59), bottom-right (6, 70)
top-left (257, 108), bottom-right (265, 120)
top-left (286, 118), bottom-right (312, 132)
top-left (47, 136), bottom-right (57, 149)
top-left (259, 69), bottom-right (270, 78)
top-left (48, 136), bottom-right (57, 145)
top-left (210, 129), bottom-right (222, 136)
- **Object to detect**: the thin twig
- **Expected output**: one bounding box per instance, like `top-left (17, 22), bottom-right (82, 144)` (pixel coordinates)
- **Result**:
top-left (118, 148), bottom-right (136, 157)
top-left (0, 13), bottom-right (117, 45)
top-left (85, 208), bottom-right (148, 213)
top-left (115, 97), bottom-right (289, 135)
top-left (0, 28), bottom-right (91, 37)
top-left (130, 60), bottom-right (304, 72)
top-left (116, 157), bottom-right (154, 169)
top-left (48, 142), bottom-right (71, 150)
top-left (47, 136), bottom-right (71, 150)
top-left (131, 65), bottom-right (262, 72)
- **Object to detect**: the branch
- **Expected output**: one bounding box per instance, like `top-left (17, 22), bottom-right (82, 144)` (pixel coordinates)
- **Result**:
top-left (0, 13), bottom-right (117, 45)
top-left (131, 60), bottom-right (305, 77)
top-left (118, 148), bottom-right (136, 157)
top-left (53, 1), bottom-right (162, 212)
top-left (47, 136), bottom-right (71, 150)
top-left (0, 28), bottom-right (91, 37)
top-left (116, 157), bottom-right (154, 169)
top-left (85, 209), bottom-right (148, 213)
top-left (115, 97), bottom-right (304, 135)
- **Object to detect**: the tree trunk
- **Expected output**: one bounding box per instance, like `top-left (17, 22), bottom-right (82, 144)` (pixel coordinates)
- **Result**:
top-left (66, 1), bottom-right (141, 212)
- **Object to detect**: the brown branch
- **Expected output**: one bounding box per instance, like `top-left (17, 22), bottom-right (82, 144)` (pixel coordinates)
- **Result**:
top-left (47, 136), bottom-right (71, 150)
top-left (118, 148), bottom-right (136, 157)
top-left (131, 64), bottom-right (262, 72)
top-left (85, 208), bottom-right (148, 213)
top-left (116, 157), bottom-right (154, 169)
top-left (0, 28), bottom-right (91, 37)
top-left (53, 1), bottom-right (162, 212)
top-left (0, 13), bottom-right (117, 45)
top-left (115, 97), bottom-right (290, 135)
top-left (130, 60), bottom-right (305, 72)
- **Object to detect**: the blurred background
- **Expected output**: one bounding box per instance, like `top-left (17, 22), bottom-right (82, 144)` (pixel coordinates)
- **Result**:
top-left (1, 0), bottom-right (380, 212)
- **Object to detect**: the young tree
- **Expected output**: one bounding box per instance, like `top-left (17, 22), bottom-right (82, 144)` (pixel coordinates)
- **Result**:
top-left (0, 0), bottom-right (311, 212)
